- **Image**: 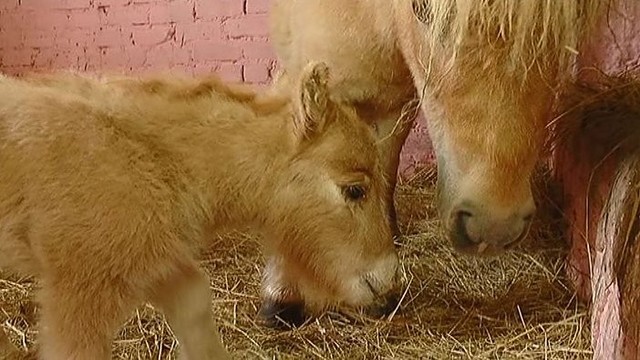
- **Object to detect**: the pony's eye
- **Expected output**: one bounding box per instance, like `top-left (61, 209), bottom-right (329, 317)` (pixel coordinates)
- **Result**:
top-left (343, 185), bottom-right (366, 201)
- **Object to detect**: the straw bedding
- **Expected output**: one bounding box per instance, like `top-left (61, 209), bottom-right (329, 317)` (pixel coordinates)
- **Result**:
top-left (0, 165), bottom-right (591, 359)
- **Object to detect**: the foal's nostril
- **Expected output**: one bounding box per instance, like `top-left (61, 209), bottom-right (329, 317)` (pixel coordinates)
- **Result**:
top-left (258, 299), bottom-right (307, 329)
top-left (381, 292), bottom-right (401, 316)
top-left (369, 292), bottom-right (401, 318)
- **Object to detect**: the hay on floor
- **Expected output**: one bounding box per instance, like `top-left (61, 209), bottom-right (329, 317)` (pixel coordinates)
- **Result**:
top-left (0, 166), bottom-right (591, 359)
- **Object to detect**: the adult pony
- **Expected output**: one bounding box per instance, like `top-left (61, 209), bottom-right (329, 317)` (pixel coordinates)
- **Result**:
top-left (263, 0), bottom-right (602, 325)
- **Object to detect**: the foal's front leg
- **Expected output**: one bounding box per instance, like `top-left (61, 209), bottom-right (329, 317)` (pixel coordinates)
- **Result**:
top-left (150, 265), bottom-right (230, 360)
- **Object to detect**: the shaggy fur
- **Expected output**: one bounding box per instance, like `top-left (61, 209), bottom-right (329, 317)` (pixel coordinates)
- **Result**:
top-left (0, 62), bottom-right (400, 359)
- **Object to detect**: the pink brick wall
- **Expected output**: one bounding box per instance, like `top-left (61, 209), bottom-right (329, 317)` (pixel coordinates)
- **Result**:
top-left (0, 0), bottom-right (275, 84)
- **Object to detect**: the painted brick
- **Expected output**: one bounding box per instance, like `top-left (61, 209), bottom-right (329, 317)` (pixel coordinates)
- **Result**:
top-left (67, 9), bottom-right (102, 28)
top-left (81, 46), bottom-right (102, 70)
top-left (28, 11), bottom-right (71, 31)
top-left (246, 0), bottom-right (270, 14)
top-left (100, 4), bottom-right (149, 26)
top-left (0, 2), bottom-right (16, 12)
top-left (96, 0), bottom-right (131, 6)
top-left (192, 61), bottom-right (241, 81)
top-left (192, 41), bottom-right (242, 61)
top-left (0, 30), bottom-right (23, 50)
top-left (55, 29), bottom-right (95, 48)
top-left (95, 26), bottom-right (125, 47)
top-left (22, 30), bottom-right (56, 49)
top-left (225, 14), bottom-right (269, 38)
top-left (16, 0), bottom-right (89, 10)
top-left (214, 63), bottom-right (243, 82)
top-left (100, 46), bottom-right (131, 68)
top-left (197, 0), bottom-right (244, 19)
top-left (126, 46), bottom-right (149, 68)
top-left (0, 67), bottom-right (30, 76)
top-left (33, 48), bottom-right (54, 67)
top-left (145, 43), bottom-right (174, 68)
top-left (142, 42), bottom-right (192, 67)
top-left (0, 14), bottom-right (14, 34)
top-left (3, 49), bottom-right (35, 67)
top-left (243, 63), bottom-right (270, 83)
top-left (149, 1), bottom-right (195, 24)
top-left (240, 40), bottom-right (275, 61)
top-left (178, 21), bottom-right (222, 42)
top-left (172, 45), bottom-right (193, 65)
top-left (133, 25), bottom-right (176, 46)
top-left (50, 51), bottom-right (81, 69)
top-left (60, 0), bottom-right (93, 9)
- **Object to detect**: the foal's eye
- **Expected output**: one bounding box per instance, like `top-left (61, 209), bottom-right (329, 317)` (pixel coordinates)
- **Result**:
top-left (343, 185), bottom-right (367, 202)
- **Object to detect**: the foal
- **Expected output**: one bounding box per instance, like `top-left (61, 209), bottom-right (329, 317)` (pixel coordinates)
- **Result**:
top-left (0, 62), bottom-right (400, 359)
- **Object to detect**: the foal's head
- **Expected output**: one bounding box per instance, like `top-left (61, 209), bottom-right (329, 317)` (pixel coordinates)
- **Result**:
top-left (267, 62), bottom-right (400, 317)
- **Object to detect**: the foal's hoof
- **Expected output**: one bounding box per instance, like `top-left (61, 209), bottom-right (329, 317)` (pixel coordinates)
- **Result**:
top-left (258, 299), bottom-right (307, 329)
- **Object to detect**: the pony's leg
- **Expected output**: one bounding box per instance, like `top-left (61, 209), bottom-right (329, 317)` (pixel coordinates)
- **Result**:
top-left (150, 264), bottom-right (230, 360)
top-left (36, 278), bottom-right (131, 360)
top-left (374, 102), bottom-right (419, 239)
top-left (258, 253), bottom-right (305, 329)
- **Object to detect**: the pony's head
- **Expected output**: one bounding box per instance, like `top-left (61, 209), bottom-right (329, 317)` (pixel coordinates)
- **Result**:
top-left (395, 0), bottom-right (601, 255)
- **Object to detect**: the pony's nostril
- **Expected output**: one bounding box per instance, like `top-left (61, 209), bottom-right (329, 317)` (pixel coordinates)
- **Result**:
top-left (523, 213), bottom-right (534, 222)
top-left (452, 208), bottom-right (480, 246)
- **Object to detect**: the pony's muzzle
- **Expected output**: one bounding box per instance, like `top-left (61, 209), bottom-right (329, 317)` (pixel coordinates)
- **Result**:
top-left (450, 202), bottom-right (534, 254)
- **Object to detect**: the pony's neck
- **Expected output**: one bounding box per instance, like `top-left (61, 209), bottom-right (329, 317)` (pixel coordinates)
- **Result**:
top-left (185, 103), bottom-right (295, 231)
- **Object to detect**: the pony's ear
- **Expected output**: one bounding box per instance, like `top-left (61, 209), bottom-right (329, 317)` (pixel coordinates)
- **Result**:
top-left (292, 61), bottom-right (334, 141)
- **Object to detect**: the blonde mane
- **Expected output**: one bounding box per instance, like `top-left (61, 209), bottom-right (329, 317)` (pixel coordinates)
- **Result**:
top-left (413, 0), bottom-right (604, 86)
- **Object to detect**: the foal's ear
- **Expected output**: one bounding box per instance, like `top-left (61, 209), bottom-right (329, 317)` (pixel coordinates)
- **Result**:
top-left (292, 61), bottom-right (334, 141)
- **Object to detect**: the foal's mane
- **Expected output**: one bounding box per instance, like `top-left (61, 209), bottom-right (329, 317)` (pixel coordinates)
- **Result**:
top-left (25, 71), bottom-right (291, 116)
top-left (107, 74), bottom-right (291, 115)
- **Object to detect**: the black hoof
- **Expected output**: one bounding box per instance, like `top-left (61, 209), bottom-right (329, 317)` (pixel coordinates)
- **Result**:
top-left (258, 299), bottom-right (307, 329)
